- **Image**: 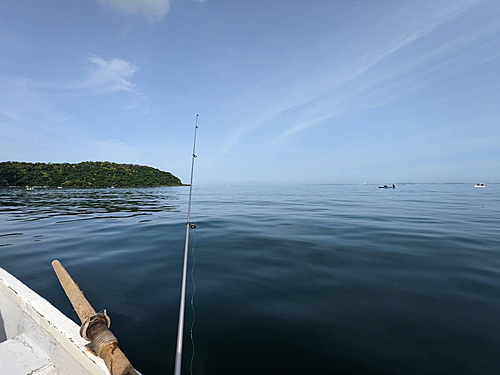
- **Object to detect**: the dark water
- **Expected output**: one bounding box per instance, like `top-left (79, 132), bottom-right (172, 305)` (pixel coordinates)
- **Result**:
top-left (1, 184), bottom-right (500, 374)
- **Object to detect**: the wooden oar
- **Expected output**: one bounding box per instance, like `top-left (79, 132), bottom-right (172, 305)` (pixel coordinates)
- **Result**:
top-left (52, 260), bottom-right (137, 375)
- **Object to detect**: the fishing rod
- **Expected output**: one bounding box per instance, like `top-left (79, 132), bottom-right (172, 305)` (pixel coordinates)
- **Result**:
top-left (174, 114), bottom-right (199, 375)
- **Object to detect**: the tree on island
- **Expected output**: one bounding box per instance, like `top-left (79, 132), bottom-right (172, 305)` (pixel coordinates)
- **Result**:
top-left (0, 161), bottom-right (183, 188)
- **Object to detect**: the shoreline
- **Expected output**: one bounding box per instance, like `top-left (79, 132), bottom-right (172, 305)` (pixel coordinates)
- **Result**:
top-left (0, 184), bottom-right (188, 189)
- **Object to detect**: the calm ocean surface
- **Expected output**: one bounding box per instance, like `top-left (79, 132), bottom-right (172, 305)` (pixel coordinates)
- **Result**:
top-left (1, 184), bottom-right (500, 374)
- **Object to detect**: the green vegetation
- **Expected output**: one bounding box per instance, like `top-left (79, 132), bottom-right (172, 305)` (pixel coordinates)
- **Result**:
top-left (0, 161), bottom-right (183, 188)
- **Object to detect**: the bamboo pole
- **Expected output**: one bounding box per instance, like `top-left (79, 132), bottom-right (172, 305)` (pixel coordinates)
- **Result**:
top-left (52, 260), bottom-right (137, 375)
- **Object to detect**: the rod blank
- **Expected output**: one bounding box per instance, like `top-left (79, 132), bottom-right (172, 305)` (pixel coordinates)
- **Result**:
top-left (174, 115), bottom-right (199, 375)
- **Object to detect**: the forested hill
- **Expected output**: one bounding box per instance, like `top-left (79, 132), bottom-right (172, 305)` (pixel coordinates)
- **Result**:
top-left (0, 161), bottom-right (183, 188)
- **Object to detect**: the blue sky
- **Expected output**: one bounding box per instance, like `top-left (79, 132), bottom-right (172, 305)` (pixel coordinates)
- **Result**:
top-left (1, 0), bottom-right (499, 184)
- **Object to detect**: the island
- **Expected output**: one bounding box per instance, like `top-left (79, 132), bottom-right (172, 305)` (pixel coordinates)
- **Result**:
top-left (0, 161), bottom-right (183, 188)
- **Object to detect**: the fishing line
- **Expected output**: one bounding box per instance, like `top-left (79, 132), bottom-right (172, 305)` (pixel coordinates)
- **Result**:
top-left (189, 188), bottom-right (197, 375)
top-left (189, 228), bottom-right (196, 375)
top-left (271, 227), bottom-right (324, 276)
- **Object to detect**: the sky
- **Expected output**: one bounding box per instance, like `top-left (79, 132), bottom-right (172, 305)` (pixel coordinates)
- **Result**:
top-left (1, 0), bottom-right (499, 184)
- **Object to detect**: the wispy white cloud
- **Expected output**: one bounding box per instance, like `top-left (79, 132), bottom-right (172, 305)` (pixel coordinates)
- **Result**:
top-left (84, 55), bottom-right (139, 93)
top-left (270, 1), bottom-right (483, 140)
top-left (96, 0), bottom-right (171, 23)
top-left (278, 114), bottom-right (334, 140)
top-left (0, 55), bottom-right (140, 95)
top-left (223, 0), bottom-right (485, 147)
top-left (0, 54), bottom-right (143, 162)
top-left (343, 0), bottom-right (482, 84)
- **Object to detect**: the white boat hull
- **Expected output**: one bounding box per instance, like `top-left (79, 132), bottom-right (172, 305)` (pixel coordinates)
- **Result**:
top-left (0, 267), bottom-right (125, 375)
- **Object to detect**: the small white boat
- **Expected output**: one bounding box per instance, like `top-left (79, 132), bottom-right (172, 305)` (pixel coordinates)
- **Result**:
top-left (0, 267), bottom-right (141, 375)
top-left (474, 183), bottom-right (485, 188)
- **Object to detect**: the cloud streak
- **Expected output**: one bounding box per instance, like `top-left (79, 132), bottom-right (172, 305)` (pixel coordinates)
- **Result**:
top-left (84, 55), bottom-right (139, 93)
top-left (271, 0), bottom-right (483, 141)
top-left (221, 0), bottom-right (484, 150)
top-left (0, 55), bottom-right (140, 96)
top-left (96, 0), bottom-right (171, 23)
top-left (0, 54), bottom-right (143, 160)
top-left (342, 0), bottom-right (482, 85)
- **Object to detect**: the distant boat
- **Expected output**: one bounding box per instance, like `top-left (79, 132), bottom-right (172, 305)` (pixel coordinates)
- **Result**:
top-left (379, 184), bottom-right (396, 189)
top-left (26, 186), bottom-right (33, 191)
top-left (474, 183), bottom-right (485, 188)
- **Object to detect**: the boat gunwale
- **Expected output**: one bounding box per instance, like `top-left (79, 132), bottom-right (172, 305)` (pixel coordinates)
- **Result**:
top-left (0, 267), bottom-right (110, 375)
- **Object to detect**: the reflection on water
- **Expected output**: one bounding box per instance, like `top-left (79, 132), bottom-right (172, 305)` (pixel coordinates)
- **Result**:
top-left (1, 184), bottom-right (500, 374)
top-left (0, 188), bottom-right (181, 222)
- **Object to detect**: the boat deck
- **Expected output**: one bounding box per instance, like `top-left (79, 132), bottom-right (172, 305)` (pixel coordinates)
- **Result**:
top-left (0, 333), bottom-right (56, 375)
top-left (0, 268), bottom-right (111, 375)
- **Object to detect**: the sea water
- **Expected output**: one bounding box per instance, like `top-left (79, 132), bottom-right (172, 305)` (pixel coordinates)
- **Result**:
top-left (1, 184), bottom-right (499, 374)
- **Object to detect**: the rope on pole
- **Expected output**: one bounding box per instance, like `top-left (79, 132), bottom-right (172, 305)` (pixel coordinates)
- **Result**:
top-left (51, 260), bottom-right (137, 375)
